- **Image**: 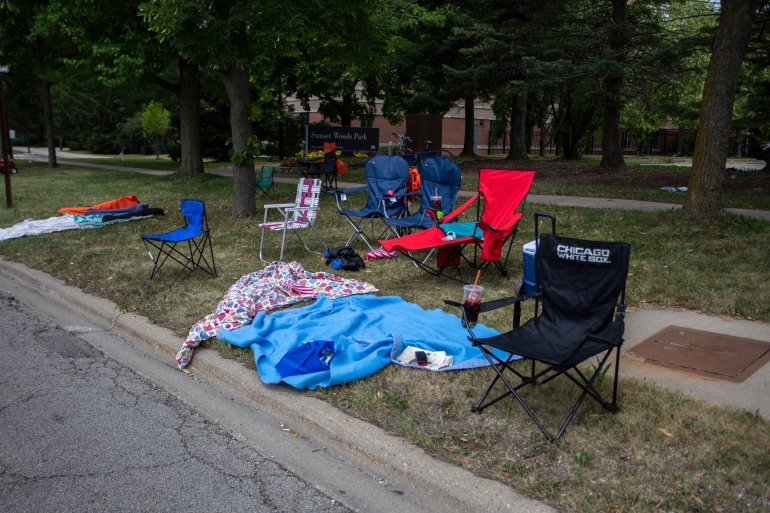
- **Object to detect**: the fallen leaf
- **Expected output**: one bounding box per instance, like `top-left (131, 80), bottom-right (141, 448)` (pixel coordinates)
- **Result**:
top-left (181, 369), bottom-right (191, 375)
top-left (459, 437), bottom-right (468, 443)
top-left (658, 427), bottom-right (674, 438)
top-left (691, 495), bottom-right (704, 506)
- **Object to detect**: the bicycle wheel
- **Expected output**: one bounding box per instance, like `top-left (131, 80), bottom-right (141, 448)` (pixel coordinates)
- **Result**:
top-left (437, 149), bottom-right (456, 161)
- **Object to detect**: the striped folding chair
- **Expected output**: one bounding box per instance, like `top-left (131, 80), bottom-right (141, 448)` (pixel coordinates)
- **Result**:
top-left (259, 178), bottom-right (327, 262)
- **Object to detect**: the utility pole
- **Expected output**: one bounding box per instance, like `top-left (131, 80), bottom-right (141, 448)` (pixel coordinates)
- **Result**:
top-left (0, 66), bottom-right (12, 208)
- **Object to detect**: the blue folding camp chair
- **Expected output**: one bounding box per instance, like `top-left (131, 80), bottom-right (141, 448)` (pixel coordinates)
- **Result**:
top-left (141, 199), bottom-right (217, 287)
top-left (383, 156), bottom-right (462, 237)
top-left (328, 155), bottom-right (411, 252)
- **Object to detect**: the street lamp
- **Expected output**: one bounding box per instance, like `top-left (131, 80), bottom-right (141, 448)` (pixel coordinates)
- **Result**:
top-left (0, 64), bottom-right (11, 208)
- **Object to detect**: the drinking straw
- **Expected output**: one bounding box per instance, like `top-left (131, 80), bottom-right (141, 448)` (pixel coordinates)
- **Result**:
top-left (473, 269), bottom-right (481, 288)
top-left (434, 186), bottom-right (438, 197)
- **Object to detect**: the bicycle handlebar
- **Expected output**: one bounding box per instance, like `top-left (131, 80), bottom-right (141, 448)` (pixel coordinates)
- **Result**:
top-left (392, 133), bottom-right (413, 143)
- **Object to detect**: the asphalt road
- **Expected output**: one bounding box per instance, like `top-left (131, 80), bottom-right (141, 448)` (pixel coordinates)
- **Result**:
top-left (0, 290), bottom-right (350, 513)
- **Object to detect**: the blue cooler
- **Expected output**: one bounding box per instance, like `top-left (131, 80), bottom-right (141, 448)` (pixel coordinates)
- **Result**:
top-left (522, 240), bottom-right (538, 294)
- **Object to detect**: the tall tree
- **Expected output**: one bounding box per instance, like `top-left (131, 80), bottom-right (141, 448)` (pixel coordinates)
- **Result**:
top-left (599, 0), bottom-right (629, 168)
top-left (144, 0), bottom-right (372, 218)
top-left (683, 0), bottom-right (765, 219)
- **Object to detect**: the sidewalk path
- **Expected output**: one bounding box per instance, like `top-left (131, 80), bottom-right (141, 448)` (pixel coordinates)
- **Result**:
top-left (19, 154), bottom-right (770, 221)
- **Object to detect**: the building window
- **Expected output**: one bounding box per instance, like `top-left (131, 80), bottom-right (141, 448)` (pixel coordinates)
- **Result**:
top-left (623, 130), bottom-right (632, 149)
top-left (361, 119), bottom-right (373, 128)
top-left (650, 132), bottom-right (659, 150)
top-left (299, 112), bottom-right (309, 125)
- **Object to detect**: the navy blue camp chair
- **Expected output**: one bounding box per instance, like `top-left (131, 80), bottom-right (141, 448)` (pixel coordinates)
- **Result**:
top-left (445, 233), bottom-right (631, 442)
top-left (141, 199), bottom-right (217, 287)
top-left (384, 156), bottom-right (462, 237)
top-left (329, 155), bottom-right (411, 251)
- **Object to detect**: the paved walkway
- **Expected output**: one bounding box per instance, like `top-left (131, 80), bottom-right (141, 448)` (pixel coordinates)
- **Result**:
top-left (21, 153), bottom-right (770, 221)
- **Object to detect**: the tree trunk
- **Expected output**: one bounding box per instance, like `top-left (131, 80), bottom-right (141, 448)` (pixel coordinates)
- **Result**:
top-left (539, 121), bottom-right (547, 157)
top-left (600, 73), bottom-right (625, 167)
top-left (507, 92), bottom-right (529, 160)
top-left (178, 58), bottom-right (204, 176)
top-left (563, 106), bottom-right (597, 160)
top-left (41, 79), bottom-right (57, 168)
top-left (677, 125), bottom-right (685, 156)
top-left (460, 97), bottom-right (476, 157)
top-left (683, 0), bottom-right (759, 220)
top-left (340, 93), bottom-right (353, 127)
top-left (35, 38), bottom-right (57, 169)
top-left (600, 0), bottom-right (627, 169)
top-left (218, 64), bottom-right (256, 218)
top-left (525, 119), bottom-right (534, 156)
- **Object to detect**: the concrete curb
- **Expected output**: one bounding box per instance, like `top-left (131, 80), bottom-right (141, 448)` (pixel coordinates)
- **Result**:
top-left (0, 256), bottom-right (555, 513)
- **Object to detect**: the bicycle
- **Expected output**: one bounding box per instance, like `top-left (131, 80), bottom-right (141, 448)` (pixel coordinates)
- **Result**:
top-left (422, 139), bottom-right (456, 160)
top-left (391, 133), bottom-right (455, 163)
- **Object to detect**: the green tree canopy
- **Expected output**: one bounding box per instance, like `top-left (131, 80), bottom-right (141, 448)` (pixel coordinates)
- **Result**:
top-left (141, 100), bottom-right (170, 158)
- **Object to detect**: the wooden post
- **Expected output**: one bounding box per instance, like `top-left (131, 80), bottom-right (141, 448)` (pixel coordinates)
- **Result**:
top-left (0, 72), bottom-right (12, 208)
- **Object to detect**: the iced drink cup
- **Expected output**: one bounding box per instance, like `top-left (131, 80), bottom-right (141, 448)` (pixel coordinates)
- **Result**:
top-left (430, 196), bottom-right (442, 210)
top-left (463, 284), bottom-right (483, 326)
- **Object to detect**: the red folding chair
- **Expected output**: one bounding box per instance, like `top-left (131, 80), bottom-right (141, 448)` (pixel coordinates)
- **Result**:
top-left (379, 169), bottom-right (535, 283)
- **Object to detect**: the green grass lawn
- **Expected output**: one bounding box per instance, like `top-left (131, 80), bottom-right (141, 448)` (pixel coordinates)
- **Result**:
top-left (1, 162), bottom-right (769, 512)
top-left (57, 153), bottom-right (282, 171)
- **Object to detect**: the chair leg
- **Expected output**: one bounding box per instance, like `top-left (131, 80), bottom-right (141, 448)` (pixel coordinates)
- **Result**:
top-left (294, 224), bottom-right (328, 255)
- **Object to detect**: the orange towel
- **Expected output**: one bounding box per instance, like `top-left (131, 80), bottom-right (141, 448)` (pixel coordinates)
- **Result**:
top-left (58, 195), bottom-right (139, 215)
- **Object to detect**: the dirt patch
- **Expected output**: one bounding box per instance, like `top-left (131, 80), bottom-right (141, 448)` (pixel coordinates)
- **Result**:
top-left (458, 158), bottom-right (770, 196)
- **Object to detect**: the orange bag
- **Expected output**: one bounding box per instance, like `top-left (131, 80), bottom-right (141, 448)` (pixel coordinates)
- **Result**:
top-left (407, 167), bottom-right (421, 193)
top-left (334, 159), bottom-right (349, 176)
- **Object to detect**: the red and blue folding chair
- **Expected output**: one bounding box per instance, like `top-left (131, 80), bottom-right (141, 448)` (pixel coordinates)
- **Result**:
top-left (379, 169), bottom-right (535, 283)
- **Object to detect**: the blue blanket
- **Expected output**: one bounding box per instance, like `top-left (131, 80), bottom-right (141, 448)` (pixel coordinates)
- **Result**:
top-left (218, 294), bottom-right (511, 389)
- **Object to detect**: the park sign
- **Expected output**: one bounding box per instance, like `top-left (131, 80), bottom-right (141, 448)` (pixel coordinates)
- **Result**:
top-left (306, 126), bottom-right (379, 152)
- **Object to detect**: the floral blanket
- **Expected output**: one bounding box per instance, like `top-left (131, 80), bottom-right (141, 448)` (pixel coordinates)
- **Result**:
top-left (177, 261), bottom-right (378, 369)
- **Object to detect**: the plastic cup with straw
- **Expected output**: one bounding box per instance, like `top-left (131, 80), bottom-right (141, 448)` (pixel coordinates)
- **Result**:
top-left (463, 270), bottom-right (484, 326)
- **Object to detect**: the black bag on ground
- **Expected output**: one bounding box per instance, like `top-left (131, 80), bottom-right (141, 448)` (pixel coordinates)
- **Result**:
top-left (324, 246), bottom-right (365, 271)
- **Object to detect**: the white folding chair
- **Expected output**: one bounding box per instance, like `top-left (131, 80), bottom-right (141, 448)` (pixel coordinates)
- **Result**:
top-left (259, 178), bottom-right (327, 262)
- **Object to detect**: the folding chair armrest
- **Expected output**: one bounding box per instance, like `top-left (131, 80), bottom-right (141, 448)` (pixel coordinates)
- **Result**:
top-left (377, 186), bottom-right (409, 202)
top-left (329, 185), bottom-right (368, 196)
top-left (445, 294), bottom-right (537, 313)
top-left (263, 202), bottom-right (296, 209)
top-left (284, 205), bottom-right (319, 212)
top-left (584, 334), bottom-right (621, 348)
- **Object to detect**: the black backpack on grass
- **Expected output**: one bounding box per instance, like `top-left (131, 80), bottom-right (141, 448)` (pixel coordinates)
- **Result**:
top-left (324, 246), bottom-right (365, 271)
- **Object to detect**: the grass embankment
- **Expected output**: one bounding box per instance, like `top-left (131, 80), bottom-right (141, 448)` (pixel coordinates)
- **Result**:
top-left (340, 155), bottom-right (770, 210)
top-left (59, 153), bottom-right (272, 172)
top-left (1, 161), bottom-right (769, 512)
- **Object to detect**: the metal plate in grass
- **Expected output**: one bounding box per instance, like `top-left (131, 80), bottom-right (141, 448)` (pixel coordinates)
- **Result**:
top-left (629, 326), bottom-right (770, 382)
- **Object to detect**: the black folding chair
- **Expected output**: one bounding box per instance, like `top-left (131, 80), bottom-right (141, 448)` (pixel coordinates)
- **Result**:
top-left (445, 233), bottom-right (631, 442)
top-left (141, 199), bottom-right (217, 287)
